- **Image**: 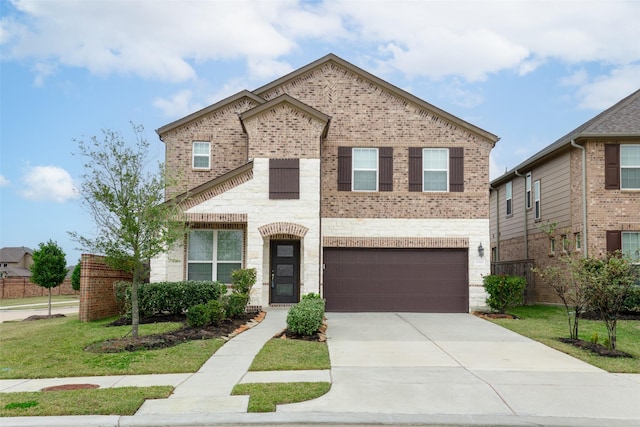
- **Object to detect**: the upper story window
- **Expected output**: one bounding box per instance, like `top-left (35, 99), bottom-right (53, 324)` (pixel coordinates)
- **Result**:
top-left (423, 149), bottom-right (449, 192)
top-left (187, 229), bottom-right (243, 283)
top-left (192, 141), bottom-right (211, 169)
top-left (525, 173), bottom-right (532, 209)
top-left (534, 180), bottom-right (541, 220)
top-left (337, 147), bottom-right (393, 192)
top-left (505, 181), bottom-right (513, 216)
top-left (621, 145), bottom-right (640, 190)
top-left (353, 148), bottom-right (378, 191)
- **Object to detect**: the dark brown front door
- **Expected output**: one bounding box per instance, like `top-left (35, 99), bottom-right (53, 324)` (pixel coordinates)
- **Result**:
top-left (270, 240), bottom-right (300, 304)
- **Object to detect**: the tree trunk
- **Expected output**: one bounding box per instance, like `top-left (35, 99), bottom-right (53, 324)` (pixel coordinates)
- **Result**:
top-left (131, 280), bottom-right (139, 338)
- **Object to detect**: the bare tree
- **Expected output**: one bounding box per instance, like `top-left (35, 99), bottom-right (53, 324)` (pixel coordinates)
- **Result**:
top-left (70, 124), bottom-right (186, 338)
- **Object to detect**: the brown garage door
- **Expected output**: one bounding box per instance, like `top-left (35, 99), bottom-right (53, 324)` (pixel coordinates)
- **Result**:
top-left (323, 248), bottom-right (468, 312)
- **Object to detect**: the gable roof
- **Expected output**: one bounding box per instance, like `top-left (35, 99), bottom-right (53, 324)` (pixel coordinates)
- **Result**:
top-left (254, 53), bottom-right (498, 144)
top-left (491, 88), bottom-right (640, 187)
top-left (0, 247), bottom-right (33, 263)
top-left (156, 53), bottom-right (498, 144)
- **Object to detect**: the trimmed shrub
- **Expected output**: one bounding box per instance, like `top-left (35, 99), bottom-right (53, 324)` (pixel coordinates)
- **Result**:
top-left (187, 304), bottom-right (210, 328)
top-left (231, 268), bottom-right (256, 295)
top-left (287, 297), bottom-right (325, 336)
top-left (622, 286), bottom-right (640, 313)
top-left (483, 274), bottom-right (526, 313)
top-left (207, 300), bottom-right (227, 326)
top-left (302, 292), bottom-right (321, 300)
top-left (226, 293), bottom-right (249, 318)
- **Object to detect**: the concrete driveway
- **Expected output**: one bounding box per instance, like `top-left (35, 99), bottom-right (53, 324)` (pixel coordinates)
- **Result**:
top-left (279, 313), bottom-right (640, 423)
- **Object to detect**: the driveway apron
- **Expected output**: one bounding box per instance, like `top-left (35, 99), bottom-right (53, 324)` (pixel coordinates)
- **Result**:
top-left (279, 313), bottom-right (640, 422)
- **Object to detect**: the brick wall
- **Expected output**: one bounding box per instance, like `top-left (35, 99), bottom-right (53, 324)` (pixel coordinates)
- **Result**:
top-left (79, 254), bottom-right (132, 322)
top-left (0, 277), bottom-right (78, 299)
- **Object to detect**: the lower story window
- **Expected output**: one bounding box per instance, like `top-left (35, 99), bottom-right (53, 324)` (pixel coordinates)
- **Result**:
top-left (622, 232), bottom-right (640, 263)
top-left (187, 229), bottom-right (243, 283)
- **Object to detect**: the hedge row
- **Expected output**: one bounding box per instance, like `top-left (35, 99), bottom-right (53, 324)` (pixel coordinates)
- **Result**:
top-left (114, 281), bottom-right (227, 318)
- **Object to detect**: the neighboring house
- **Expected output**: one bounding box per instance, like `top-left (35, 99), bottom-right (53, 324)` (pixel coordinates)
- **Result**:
top-left (0, 246), bottom-right (33, 278)
top-left (151, 54), bottom-right (499, 312)
top-left (490, 89), bottom-right (640, 303)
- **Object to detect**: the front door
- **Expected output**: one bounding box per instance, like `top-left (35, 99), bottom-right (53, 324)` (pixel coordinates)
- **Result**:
top-left (270, 240), bottom-right (300, 304)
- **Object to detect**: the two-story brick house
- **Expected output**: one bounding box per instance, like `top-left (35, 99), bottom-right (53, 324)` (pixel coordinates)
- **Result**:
top-left (490, 89), bottom-right (640, 303)
top-left (151, 54), bottom-right (499, 312)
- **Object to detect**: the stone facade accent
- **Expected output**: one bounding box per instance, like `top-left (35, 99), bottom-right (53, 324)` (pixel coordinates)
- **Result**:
top-left (179, 168), bottom-right (253, 210)
top-left (259, 222), bottom-right (309, 238)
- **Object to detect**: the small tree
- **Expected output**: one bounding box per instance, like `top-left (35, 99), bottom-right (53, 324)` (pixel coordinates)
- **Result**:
top-left (70, 124), bottom-right (187, 338)
top-left (580, 252), bottom-right (638, 350)
top-left (30, 240), bottom-right (67, 316)
top-left (71, 261), bottom-right (81, 291)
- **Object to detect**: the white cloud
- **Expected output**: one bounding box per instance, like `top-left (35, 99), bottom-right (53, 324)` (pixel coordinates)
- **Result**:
top-left (20, 166), bottom-right (78, 203)
top-left (575, 65), bottom-right (640, 110)
top-left (0, 175), bottom-right (10, 187)
top-left (153, 90), bottom-right (202, 119)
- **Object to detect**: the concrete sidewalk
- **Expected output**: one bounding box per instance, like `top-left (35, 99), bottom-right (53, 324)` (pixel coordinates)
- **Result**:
top-left (2, 311), bottom-right (640, 427)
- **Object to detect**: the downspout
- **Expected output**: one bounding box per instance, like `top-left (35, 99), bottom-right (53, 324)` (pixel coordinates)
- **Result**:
top-left (571, 140), bottom-right (588, 257)
top-left (490, 185), bottom-right (500, 261)
top-left (514, 170), bottom-right (528, 259)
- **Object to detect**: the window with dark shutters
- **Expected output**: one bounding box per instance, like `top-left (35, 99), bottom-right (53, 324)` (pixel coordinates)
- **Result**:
top-left (379, 147), bottom-right (393, 192)
top-left (269, 159), bottom-right (299, 199)
top-left (449, 147), bottom-right (464, 192)
top-left (408, 147), bottom-right (423, 192)
top-left (337, 147), bottom-right (352, 191)
top-left (606, 230), bottom-right (622, 253)
top-left (604, 144), bottom-right (620, 190)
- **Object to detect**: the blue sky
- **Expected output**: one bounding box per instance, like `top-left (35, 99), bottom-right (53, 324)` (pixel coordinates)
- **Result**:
top-left (1, 0), bottom-right (639, 265)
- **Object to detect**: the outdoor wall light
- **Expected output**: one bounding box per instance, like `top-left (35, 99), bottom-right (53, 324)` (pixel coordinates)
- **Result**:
top-left (478, 243), bottom-right (485, 258)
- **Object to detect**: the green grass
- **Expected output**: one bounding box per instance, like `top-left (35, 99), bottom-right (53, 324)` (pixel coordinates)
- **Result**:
top-left (0, 314), bottom-right (224, 379)
top-left (0, 386), bottom-right (172, 416)
top-left (232, 382), bottom-right (330, 412)
top-left (249, 338), bottom-right (331, 371)
top-left (489, 305), bottom-right (640, 373)
top-left (0, 295), bottom-right (79, 309)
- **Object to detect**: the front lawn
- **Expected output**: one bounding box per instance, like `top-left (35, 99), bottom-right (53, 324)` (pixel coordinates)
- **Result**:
top-left (488, 305), bottom-right (640, 373)
top-left (232, 382), bottom-right (330, 412)
top-left (249, 338), bottom-right (330, 371)
top-left (0, 295), bottom-right (79, 309)
top-left (0, 315), bottom-right (224, 379)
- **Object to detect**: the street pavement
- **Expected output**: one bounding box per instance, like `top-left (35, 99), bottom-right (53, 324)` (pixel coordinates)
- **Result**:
top-left (1, 309), bottom-right (639, 427)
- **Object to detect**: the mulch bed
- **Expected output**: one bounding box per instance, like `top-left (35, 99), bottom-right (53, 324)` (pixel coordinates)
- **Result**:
top-left (85, 312), bottom-right (263, 353)
top-left (23, 314), bottom-right (67, 321)
top-left (559, 337), bottom-right (634, 358)
top-left (472, 311), bottom-right (518, 320)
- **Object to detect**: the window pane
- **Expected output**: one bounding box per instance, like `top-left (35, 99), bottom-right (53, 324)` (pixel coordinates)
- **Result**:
top-left (423, 171), bottom-right (447, 191)
top-left (621, 145), bottom-right (640, 166)
top-left (188, 263), bottom-right (212, 281)
top-left (621, 168), bottom-right (640, 189)
top-left (217, 230), bottom-right (242, 261)
top-left (506, 181), bottom-right (512, 199)
top-left (423, 149), bottom-right (447, 169)
top-left (217, 263), bottom-right (241, 284)
top-left (194, 156), bottom-right (209, 168)
top-left (353, 170), bottom-right (377, 191)
top-left (353, 149), bottom-right (377, 169)
top-left (188, 231), bottom-right (213, 261)
top-left (193, 142), bottom-right (209, 155)
top-left (623, 232), bottom-right (640, 262)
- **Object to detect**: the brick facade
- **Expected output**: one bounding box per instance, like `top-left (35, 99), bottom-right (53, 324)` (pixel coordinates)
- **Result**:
top-left (0, 277), bottom-right (78, 299)
top-left (79, 254), bottom-right (132, 322)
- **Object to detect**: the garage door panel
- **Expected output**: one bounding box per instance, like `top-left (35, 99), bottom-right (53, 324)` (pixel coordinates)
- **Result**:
top-left (324, 248), bottom-right (468, 312)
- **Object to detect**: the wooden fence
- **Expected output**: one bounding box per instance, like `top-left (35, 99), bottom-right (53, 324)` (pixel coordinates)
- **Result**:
top-left (491, 259), bottom-right (536, 304)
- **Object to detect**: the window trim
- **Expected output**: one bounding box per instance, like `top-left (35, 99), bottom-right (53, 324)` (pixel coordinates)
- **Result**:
top-left (534, 180), bottom-right (541, 221)
top-left (192, 141), bottom-right (211, 170)
top-left (525, 173), bottom-right (532, 210)
top-left (352, 148), bottom-right (379, 192)
top-left (505, 181), bottom-right (513, 217)
top-left (574, 232), bottom-right (582, 251)
top-left (620, 144), bottom-right (640, 190)
top-left (422, 148), bottom-right (449, 192)
top-left (187, 229), bottom-right (243, 283)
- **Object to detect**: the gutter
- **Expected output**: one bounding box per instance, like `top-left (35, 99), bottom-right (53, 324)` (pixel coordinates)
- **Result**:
top-left (489, 185), bottom-right (500, 261)
top-left (570, 140), bottom-right (588, 257)
top-left (514, 170), bottom-right (528, 259)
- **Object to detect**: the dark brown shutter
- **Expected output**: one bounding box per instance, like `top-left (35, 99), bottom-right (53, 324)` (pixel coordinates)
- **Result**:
top-left (606, 230), bottom-right (622, 253)
top-left (408, 147), bottom-right (422, 192)
top-left (604, 144), bottom-right (620, 190)
top-left (337, 147), bottom-right (352, 191)
top-left (449, 147), bottom-right (464, 192)
top-left (269, 158), bottom-right (299, 199)
top-left (379, 147), bottom-right (393, 192)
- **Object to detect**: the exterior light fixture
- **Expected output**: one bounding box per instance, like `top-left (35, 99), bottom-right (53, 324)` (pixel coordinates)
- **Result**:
top-left (478, 243), bottom-right (485, 258)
